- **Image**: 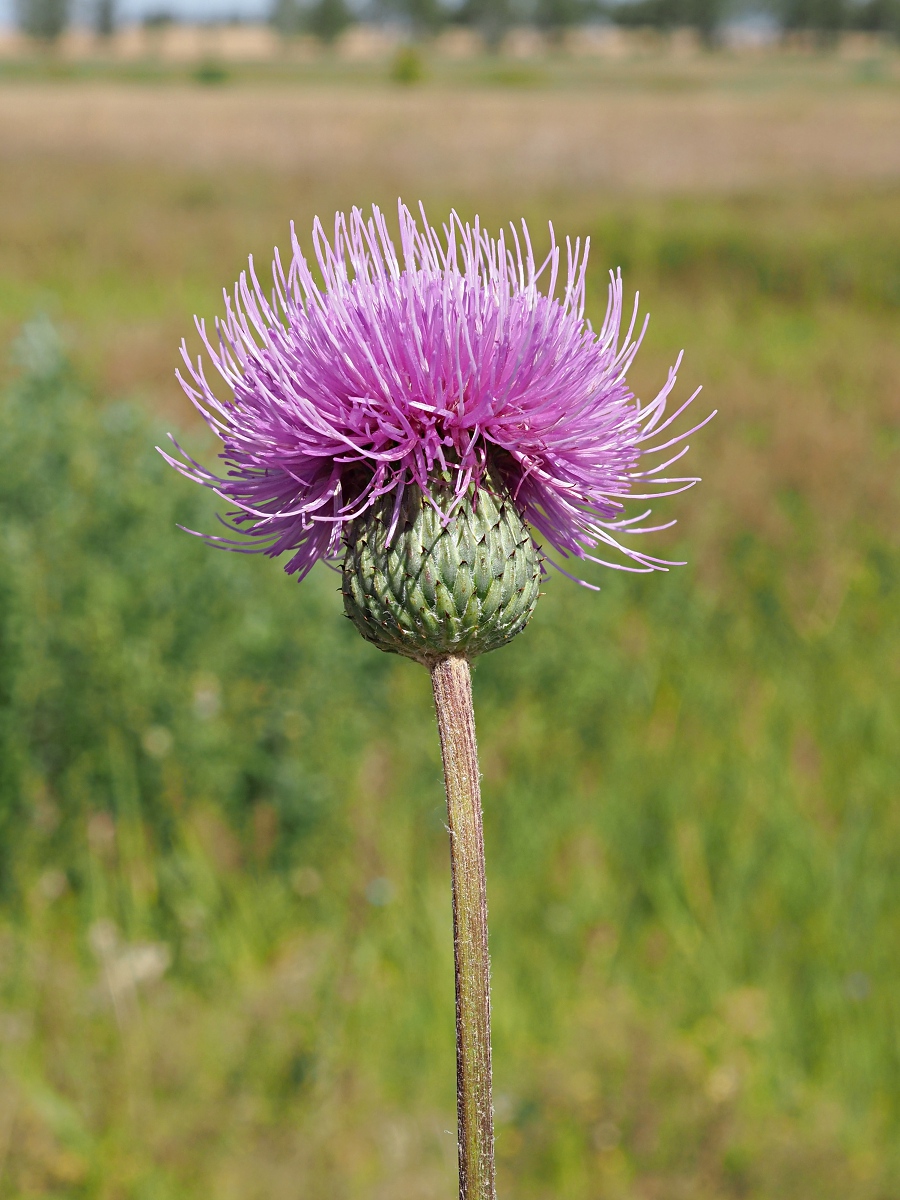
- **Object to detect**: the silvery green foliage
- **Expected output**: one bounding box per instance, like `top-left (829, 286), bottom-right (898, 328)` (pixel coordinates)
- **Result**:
top-left (11, 314), bottom-right (67, 380)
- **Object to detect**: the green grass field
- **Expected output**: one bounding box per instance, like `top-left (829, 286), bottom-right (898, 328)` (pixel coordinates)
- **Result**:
top-left (0, 68), bottom-right (898, 1197)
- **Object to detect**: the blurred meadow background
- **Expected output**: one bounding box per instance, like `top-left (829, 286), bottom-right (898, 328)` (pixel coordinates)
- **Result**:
top-left (0, 9), bottom-right (899, 1197)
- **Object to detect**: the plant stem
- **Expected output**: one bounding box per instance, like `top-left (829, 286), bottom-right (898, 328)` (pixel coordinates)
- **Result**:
top-left (430, 655), bottom-right (496, 1200)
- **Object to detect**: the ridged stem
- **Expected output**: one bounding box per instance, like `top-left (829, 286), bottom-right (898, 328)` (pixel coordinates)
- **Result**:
top-left (430, 655), bottom-right (496, 1200)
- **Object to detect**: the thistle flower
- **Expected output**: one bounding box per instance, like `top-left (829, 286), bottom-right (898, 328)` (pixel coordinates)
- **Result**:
top-left (163, 201), bottom-right (708, 597)
top-left (162, 201), bottom-right (710, 1200)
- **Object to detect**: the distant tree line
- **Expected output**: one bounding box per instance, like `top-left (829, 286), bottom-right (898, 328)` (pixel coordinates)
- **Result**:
top-left (12, 0), bottom-right (900, 51)
top-left (775, 0), bottom-right (899, 38)
top-left (602, 0), bottom-right (897, 43)
top-left (270, 0), bottom-right (899, 49)
top-left (269, 0), bottom-right (899, 48)
top-left (271, 0), bottom-right (601, 48)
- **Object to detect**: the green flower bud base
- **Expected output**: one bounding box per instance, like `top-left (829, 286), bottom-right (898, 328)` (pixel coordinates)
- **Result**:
top-left (342, 476), bottom-right (541, 664)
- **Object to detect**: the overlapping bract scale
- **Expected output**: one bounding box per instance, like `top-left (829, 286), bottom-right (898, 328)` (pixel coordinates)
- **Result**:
top-left (342, 476), bottom-right (541, 663)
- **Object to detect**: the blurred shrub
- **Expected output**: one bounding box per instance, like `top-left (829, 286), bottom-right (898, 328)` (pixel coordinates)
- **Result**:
top-left (193, 60), bottom-right (230, 85)
top-left (0, 319), bottom-right (399, 961)
top-left (390, 44), bottom-right (425, 84)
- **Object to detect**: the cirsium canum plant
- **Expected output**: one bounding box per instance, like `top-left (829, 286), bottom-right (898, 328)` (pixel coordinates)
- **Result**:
top-left (161, 202), bottom-right (711, 1200)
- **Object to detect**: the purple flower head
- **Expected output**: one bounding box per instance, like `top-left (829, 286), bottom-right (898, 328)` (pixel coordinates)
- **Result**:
top-left (162, 201), bottom-right (712, 588)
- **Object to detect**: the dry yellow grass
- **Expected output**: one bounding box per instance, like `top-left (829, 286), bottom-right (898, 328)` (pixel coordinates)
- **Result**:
top-left (1, 81), bottom-right (899, 198)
